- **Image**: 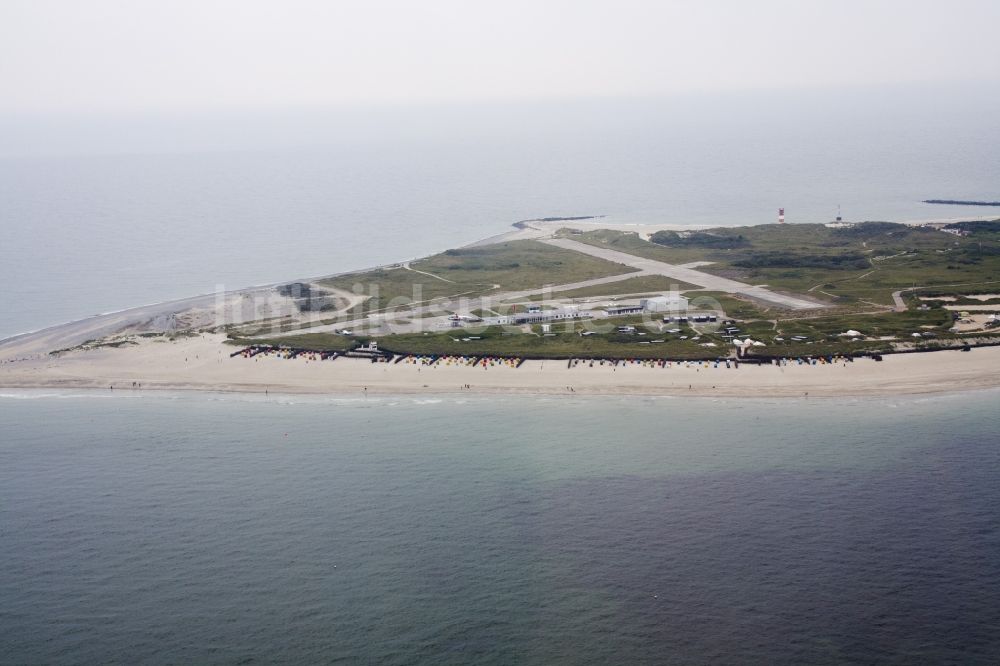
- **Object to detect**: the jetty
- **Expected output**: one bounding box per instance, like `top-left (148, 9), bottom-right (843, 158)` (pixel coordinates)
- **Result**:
top-left (923, 199), bottom-right (1000, 207)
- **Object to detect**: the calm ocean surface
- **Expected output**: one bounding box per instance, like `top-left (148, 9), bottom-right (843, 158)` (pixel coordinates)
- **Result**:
top-left (2, 390), bottom-right (999, 664)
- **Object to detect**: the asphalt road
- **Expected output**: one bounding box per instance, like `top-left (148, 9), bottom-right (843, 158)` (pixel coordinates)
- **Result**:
top-left (540, 238), bottom-right (822, 310)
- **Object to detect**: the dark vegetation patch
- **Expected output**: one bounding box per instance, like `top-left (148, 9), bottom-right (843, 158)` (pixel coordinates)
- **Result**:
top-left (732, 251), bottom-right (870, 271)
top-left (945, 220), bottom-right (1000, 234)
top-left (650, 230), bottom-right (751, 249)
top-left (277, 282), bottom-right (345, 312)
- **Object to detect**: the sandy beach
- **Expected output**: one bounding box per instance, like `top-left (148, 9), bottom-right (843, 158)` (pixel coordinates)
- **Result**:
top-left (1, 333), bottom-right (998, 398)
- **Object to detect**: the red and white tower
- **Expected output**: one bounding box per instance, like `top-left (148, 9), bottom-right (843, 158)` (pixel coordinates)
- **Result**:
top-left (778, 207), bottom-right (785, 224)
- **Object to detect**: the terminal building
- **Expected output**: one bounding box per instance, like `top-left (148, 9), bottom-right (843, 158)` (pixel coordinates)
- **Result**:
top-left (482, 308), bottom-right (592, 326)
top-left (604, 304), bottom-right (644, 316)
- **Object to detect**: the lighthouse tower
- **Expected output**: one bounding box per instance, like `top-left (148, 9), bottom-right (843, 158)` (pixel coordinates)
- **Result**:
top-left (778, 207), bottom-right (785, 224)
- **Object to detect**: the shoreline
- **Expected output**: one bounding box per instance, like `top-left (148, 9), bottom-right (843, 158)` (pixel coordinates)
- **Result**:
top-left (3, 333), bottom-right (999, 399)
top-left (2, 383), bottom-right (998, 402)
top-left (0, 379), bottom-right (995, 400)
top-left (4, 215), bottom-right (1000, 403)
top-left (2, 214), bottom-right (995, 349)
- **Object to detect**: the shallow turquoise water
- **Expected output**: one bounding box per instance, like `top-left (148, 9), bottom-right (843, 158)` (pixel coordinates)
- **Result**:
top-left (2, 390), bottom-right (998, 664)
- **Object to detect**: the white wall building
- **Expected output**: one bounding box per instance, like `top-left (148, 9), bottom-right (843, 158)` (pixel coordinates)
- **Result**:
top-left (641, 294), bottom-right (689, 313)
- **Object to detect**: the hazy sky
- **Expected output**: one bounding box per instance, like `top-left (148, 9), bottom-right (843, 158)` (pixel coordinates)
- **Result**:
top-left (2, 0), bottom-right (1000, 114)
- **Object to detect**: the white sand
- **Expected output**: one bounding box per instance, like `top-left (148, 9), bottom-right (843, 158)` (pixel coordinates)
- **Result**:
top-left (2, 333), bottom-right (998, 398)
top-left (944, 305), bottom-right (1000, 312)
top-left (950, 314), bottom-right (997, 332)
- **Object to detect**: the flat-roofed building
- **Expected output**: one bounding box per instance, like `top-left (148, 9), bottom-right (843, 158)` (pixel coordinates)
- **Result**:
top-left (604, 304), bottom-right (644, 316)
top-left (641, 294), bottom-right (689, 313)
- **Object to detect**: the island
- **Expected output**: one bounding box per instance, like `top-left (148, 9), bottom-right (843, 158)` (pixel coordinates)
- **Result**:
top-left (2, 217), bottom-right (1000, 397)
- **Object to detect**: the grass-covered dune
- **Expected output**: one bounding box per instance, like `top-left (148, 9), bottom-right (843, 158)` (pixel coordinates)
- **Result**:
top-left (237, 221), bottom-right (1000, 361)
top-left (234, 304), bottom-right (976, 361)
top-left (562, 221), bottom-right (1000, 305)
top-left (319, 240), bottom-right (638, 306)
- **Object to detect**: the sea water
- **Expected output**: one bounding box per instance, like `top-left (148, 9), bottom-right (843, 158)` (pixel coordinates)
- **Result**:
top-left (1, 390), bottom-right (999, 663)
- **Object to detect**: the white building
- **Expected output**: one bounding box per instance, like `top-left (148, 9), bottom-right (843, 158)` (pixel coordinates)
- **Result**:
top-left (482, 308), bottom-right (592, 326)
top-left (641, 294), bottom-right (689, 313)
top-left (604, 304), bottom-right (644, 316)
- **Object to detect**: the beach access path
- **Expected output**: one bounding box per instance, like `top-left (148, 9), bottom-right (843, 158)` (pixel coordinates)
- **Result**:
top-left (540, 238), bottom-right (822, 310)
